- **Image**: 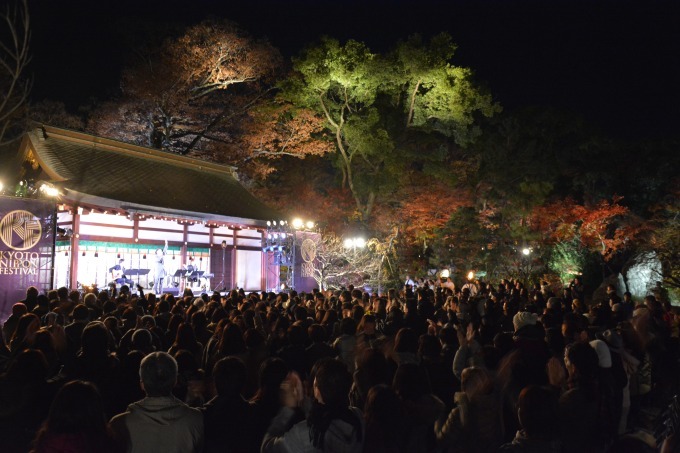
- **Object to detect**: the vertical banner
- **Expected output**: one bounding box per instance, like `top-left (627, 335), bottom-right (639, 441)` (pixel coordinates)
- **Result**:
top-left (295, 231), bottom-right (321, 293)
top-left (0, 196), bottom-right (55, 318)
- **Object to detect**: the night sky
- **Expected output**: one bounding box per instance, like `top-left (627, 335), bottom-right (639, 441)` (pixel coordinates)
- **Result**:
top-left (28, 0), bottom-right (680, 140)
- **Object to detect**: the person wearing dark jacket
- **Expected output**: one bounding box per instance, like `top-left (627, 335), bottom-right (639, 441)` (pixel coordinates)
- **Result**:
top-left (201, 357), bottom-right (253, 453)
top-left (499, 385), bottom-right (562, 453)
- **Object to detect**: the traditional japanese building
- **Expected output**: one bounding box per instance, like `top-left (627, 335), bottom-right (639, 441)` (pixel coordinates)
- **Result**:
top-left (12, 124), bottom-right (278, 294)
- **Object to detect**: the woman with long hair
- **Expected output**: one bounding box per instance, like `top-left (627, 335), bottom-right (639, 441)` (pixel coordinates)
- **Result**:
top-left (31, 380), bottom-right (121, 453)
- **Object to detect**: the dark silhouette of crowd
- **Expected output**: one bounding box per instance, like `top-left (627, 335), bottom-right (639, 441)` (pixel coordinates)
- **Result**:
top-left (0, 277), bottom-right (678, 452)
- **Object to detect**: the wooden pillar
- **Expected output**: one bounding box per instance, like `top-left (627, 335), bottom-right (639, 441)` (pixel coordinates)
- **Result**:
top-left (69, 207), bottom-right (80, 289)
top-left (230, 227), bottom-right (239, 290)
top-left (260, 230), bottom-right (266, 291)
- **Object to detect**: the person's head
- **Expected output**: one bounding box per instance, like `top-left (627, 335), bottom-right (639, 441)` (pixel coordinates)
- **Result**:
top-left (518, 385), bottom-right (560, 440)
top-left (394, 327), bottom-right (418, 354)
top-left (71, 304), bottom-right (90, 322)
top-left (37, 380), bottom-right (109, 440)
top-left (26, 286), bottom-right (39, 299)
top-left (139, 352), bottom-right (177, 397)
top-left (364, 384), bottom-right (404, 432)
top-left (564, 341), bottom-right (599, 383)
top-left (57, 287), bottom-right (69, 300)
top-left (255, 357), bottom-right (288, 400)
top-left (156, 248), bottom-right (163, 256)
top-left (213, 357), bottom-right (247, 398)
top-left (313, 358), bottom-right (351, 407)
top-left (11, 302), bottom-right (27, 317)
top-left (308, 324), bottom-right (327, 343)
top-left (393, 363), bottom-right (430, 401)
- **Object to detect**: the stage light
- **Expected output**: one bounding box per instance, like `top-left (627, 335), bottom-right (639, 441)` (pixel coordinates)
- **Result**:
top-left (467, 271), bottom-right (475, 280)
top-left (441, 269), bottom-right (450, 278)
top-left (292, 218), bottom-right (303, 229)
top-left (522, 248), bottom-right (531, 256)
top-left (143, 254), bottom-right (147, 259)
top-left (267, 221), bottom-right (271, 226)
top-left (306, 221), bottom-right (315, 229)
top-left (344, 238), bottom-right (354, 248)
top-left (0, 181), bottom-right (3, 192)
top-left (281, 233), bottom-right (287, 239)
top-left (355, 238), bottom-right (366, 248)
top-left (82, 251), bottom-right (86, 257)
top-left (39, 183), bottom-right (60, 197)
top-left (272, 220), bottom-right (277, 226)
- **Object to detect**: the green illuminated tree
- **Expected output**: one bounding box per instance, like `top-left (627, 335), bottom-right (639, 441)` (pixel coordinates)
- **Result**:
top-left (280, 35), bottom-right (499, 220)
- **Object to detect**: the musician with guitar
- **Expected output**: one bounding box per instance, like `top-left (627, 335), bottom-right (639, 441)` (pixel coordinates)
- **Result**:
top-left (109, 259), bottom-right (133, 286)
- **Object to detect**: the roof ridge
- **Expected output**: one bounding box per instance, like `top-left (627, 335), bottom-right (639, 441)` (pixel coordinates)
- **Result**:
top-left (35, 124), bottom-right (239, 175)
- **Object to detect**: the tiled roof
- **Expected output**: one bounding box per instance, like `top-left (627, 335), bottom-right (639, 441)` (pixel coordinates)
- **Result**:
top-left (22, 125), bottom-right (278, 225)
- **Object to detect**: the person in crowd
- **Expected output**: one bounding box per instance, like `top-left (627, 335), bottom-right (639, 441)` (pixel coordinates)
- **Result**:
top-left (499, 385), bottom-right (562, 452)
top-left (202, 357), bottom-right (253, 453)
top-left (110, 351), bottom-right (204, 453)
top-left (262, 358), bottom-right (363, 452)
top-left (435, 366), bottom-right (503, 452)
top-left (30, 380), bottom-right (121, 453)
top-left (363, 384), bottom-right (407, 453)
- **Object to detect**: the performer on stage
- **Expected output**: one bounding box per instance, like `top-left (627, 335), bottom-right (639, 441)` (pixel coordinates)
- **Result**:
top-left (109, 259), bottom-right (133, 286)
top-left (153, 240), bottom-right (168, 294)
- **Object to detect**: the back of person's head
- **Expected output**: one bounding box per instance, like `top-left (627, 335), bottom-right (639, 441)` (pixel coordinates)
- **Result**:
top-left (213, 357), bottom-right (247, 397)
top-left (131, 329), bottom-right (153, 352)
top-left (565, 341), bottom-right (599, 384)
top-left (139, 352), bottom-right (177, 397)
top-left (81, 321), bottom-right (110, 357)
top-left (517, 385), bottom-right (560, 440)
top-left (419, 334), bottom-right (441, 358)
top-left (438, 325), bottom-right (457, 347)
top-left (57, 287), bottom-right (69, 300)
top-left (12, 302), bottom-right (27, 316)
top-left (314, 358), bottom-right (351, 408)
top-left (255, 357), bottom-right (289, 401)
top-left (71, 304), bottom-right (90, 322)
top-left (364, 384), bottom-right (404, 426)
top-left (244, 328), bottom-right (265, 350)
top-left (394, 327), bottom-right (418, 354)
top-left (42, 380), bottom-right (108, 436)
top-left (287, 323), bottom-right (307, 346)
top-left (393, 363), bottom-right (430, 401)
top-left (5, 348), bottom-right (48, 382)
top-left (308, 324), bottom-right (327, 343)
top-left (340, 317), bottom-right (357, 336)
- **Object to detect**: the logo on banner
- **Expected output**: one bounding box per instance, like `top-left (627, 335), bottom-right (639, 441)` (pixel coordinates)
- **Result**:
top-left (0, 210), bottom-right (43, 251)
top-left (301, 239), bottom-right (317, 263)
top-left (300, 238), bottom-right (317, 278)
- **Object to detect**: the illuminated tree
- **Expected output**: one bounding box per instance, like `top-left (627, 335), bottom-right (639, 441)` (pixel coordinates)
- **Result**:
top-left (88, 19), bottom-right (282, 169)
top-left (281, 35), bottom-right (499, 220)
top-left (310, 230), bottom-right (398, 291)
top-left (644, 185), bottom-right (680, 291)
top-left (0, 0), bottom-right (30, 145)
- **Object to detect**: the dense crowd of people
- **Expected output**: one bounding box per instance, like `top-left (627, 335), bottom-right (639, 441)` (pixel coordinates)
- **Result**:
top-left (0, 277), bottom-right (678, 452)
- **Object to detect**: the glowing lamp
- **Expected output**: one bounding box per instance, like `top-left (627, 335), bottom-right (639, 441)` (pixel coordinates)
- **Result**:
top-left (441, 269), bottom-right (450, 278)
top-left (292, 218), bottom-right (303, 229)
top-left (306, 220), bottom-right (315, 229)
top-left (467, 271), bottom-right (475, 280)
top-left (522, 248), bottom-right (531, 256)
